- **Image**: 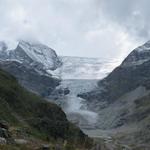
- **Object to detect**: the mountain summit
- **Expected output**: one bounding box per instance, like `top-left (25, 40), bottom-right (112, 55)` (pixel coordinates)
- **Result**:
top-left (0, 40), bottom-right (62, 73)
top-left (79, 41), bottom-right (150, 145)
top-left (0, 41), bottom-right (62, 97)
top-left (122, 41), bottom-right (150, 67)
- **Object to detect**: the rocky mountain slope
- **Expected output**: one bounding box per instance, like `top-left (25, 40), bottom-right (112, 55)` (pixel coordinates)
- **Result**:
top-left (79, 41), bottom-right (150, 146)
top-left (0, 60), bottom-right (60, 97)
top-left (79, 40), bottom-right (150, 106)
top-left (0, 41), bottom-right (62, 72)
top-left (0, 41), bottom-right (62, 97)
top-left (0, 67), bottom-right (93, 149)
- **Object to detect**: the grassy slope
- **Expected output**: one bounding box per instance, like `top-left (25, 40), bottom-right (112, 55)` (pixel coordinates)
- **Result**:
top-left (0, 68), bottom-right (92, 149)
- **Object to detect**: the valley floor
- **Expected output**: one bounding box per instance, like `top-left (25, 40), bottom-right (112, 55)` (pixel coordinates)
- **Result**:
top-left (84, 126), bottom-right (150, 150)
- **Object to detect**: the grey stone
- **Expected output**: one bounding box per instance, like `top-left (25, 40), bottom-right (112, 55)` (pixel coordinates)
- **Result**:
top-left (0, 137), bottom-right (7, 144)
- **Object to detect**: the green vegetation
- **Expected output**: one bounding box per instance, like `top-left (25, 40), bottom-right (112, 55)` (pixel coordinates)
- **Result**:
top-left (0, 68), bottom-right (92, 149)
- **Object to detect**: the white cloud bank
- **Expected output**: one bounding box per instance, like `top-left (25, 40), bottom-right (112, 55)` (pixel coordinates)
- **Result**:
top-left (0, 0), bottom-right (149, 61)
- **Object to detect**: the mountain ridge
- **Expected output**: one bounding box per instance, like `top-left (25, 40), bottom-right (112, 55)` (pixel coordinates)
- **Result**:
top-left (0, 40), bottom-right (62, 73)
top-left (0, 41), bottom-right (63, 98)
top-left (0, 63), bottom-right (93, 149)
top-left (78, 40), bottom-right (150, 146)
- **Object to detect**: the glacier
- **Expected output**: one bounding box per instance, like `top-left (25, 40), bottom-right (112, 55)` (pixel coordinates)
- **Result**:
top-left (54, 56), bottom-right (121, 128)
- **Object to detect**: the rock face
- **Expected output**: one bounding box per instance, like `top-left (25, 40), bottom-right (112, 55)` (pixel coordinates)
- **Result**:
top-left (79, 41), bottom-right (150, 106)
top-left (79, 41), bottom-right (150, 144)
top-left (0, 121), bottom-right (13, 144)
top-left (122, 40), bottom-right (150, 67)
top-left (0, 41), bottom-right (62, 97)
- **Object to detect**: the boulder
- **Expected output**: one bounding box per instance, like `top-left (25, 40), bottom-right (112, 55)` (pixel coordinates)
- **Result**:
top-left (0, 121), bottom-right (9, 130)
top-left (0, 137), bottom-right (7, 144)
top-left (14, 139), bottom-right (28, 145)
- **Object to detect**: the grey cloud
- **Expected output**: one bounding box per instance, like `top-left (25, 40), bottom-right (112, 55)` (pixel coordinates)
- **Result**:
top-left (98, 0), bottom-right (150, 40)
top-left (0, 0), bottom-right (149, 60)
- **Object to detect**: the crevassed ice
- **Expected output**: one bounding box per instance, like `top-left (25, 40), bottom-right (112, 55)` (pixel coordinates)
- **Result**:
top-left (50, 56), bottom-right (120, 80)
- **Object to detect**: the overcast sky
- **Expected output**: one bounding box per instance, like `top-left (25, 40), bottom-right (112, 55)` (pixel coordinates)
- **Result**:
top-left (0, 0), bottom-right (150, 61)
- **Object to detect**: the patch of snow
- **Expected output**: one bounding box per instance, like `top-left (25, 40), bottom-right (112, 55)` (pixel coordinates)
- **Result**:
top-left (5, 59), bottom-right (23, 64)
top-left (122, 41), bottom-right (150, 67)
top-left (136, 40), bottom-right (150, 52)
top-left (18, 41), bottom-right (61, 70)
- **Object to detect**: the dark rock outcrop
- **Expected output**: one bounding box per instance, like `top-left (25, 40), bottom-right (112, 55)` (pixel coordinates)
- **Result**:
top-left (0, 41), bottom-right (62, 72)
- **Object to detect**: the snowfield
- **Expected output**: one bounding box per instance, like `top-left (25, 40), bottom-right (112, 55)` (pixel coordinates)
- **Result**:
top-left (51, 56), bottom-right (120, 79)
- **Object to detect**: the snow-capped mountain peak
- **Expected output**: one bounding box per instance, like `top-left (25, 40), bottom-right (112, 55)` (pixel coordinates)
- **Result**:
top-left (0, 40), bottom-right (62, 74)
top-left (122, 41), bottom-right (150, 67)
top-left (17, 40), bottom-right (62, 70)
